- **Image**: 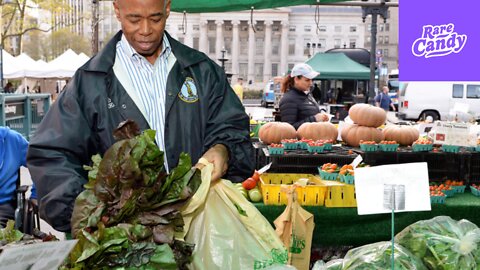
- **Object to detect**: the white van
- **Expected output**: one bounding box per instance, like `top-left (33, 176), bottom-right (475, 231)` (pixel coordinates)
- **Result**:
top-left (397, 81), bottom-right (480, 121)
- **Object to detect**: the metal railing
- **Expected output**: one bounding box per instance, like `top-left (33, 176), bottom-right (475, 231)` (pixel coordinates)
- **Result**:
top-left (0, 93), bottom-right (51, 140)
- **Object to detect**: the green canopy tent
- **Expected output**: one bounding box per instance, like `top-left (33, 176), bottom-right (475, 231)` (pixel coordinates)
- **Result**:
top-left (306, 52), bottom-right (370, 80)
top-left (171, 0), bottom-right (351, 13)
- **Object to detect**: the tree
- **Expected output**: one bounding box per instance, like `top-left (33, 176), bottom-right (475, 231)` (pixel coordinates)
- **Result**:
top-left (1, 0), bottom-right (82, 55)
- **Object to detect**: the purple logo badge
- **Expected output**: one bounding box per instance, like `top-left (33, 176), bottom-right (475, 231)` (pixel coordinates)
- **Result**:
top-left (411, 23), bottom-right (467, 58)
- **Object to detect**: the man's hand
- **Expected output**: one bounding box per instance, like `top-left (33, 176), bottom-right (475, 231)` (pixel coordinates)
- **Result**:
top-left (195, 144), bottom-right (229, 182)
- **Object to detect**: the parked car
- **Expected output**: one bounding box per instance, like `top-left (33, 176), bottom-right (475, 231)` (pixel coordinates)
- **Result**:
top-left (261, 78), bottom-right (282, 108)
top-left (397, 81), bottom-right (480, 121)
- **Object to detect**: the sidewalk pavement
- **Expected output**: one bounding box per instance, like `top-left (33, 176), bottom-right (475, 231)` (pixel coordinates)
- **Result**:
top-left (20, 167), bottom-right (65, 240)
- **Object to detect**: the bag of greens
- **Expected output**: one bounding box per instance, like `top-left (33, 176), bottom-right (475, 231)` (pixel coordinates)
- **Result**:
top-left (396, 216), bottom-right (480, 270)
top-left (341, 241), bottom-right (427, 270)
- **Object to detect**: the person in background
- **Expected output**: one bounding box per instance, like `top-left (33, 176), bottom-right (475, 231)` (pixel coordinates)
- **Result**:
top-left (3, 82), bottom-right (14, 94)
top-left (278, 63), bottom-right (328, 129)
top-left (375, 86), bottom-right (396, 112)
top-left (27, 0), bottom-right (253, 233)
top-left (311, 83), bottom-right (322, 104)
top-left (0, 127), bottom-right (28, 227)
top-left (232, 77), bottom-right (244, 101)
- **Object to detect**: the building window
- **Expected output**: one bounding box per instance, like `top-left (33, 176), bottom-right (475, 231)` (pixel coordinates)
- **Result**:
top-left (241, 24), bottom-right (248, 31)
top-left (272, 38), bottom-right (280, 55)
top-left (319, 39), bottom-right (326, 49)
top-left (256, 38), bottom-right (264, 56)
top-left (368, 24), bottom-right (371, 31)
top-left (208, 37), bottom-right (216, 53)
top-left (334, 39), bottom-right (341, 48)
top-left (289, 26), bottom-right (296, 32)
top-left (304, 39), bottom-right (311, 56)
top-left (334, 26), bottom-right (342, 32)
top-left (193, 37), bottom-right (199, 50)
top-left (288, 38), bottom-right (296, 55)
top-left (240, 38), bottom-right (248, 54)
top-left (383, 49), bottom-right (389, 57)
top-left (379, 24), bottom-right (384, 32)
top-left (304, 25), bottom-right (312, 32)
top-left (178, 25), bottom-right (184, 32)
top-left (467, 84), bottom-right (480, 98)
top-left (385, 36), bottom-right (390, 44)
top-left (385, 23), bottom-right (390, 32)
top-left (452, 84), bottom-right (464, 98)
top-left (255, 63), bottom-right (264, 81)
top-left (349, 39), bottom-right (356, 48)
top-left (255, 24), bottom-right (264, 32)
top-left (272, 63), bottom-right (279, 77)
top-left (208, 23), bottom-right (216, 31)
top-left (239, 63), bottom-right (248, 79)
top-left (378, 36), bottom-right (384, 44)
top-left (349, 26), bottom-right (357, 32)
top-left (272, 24), bottom-right (280, 32)
top-left (224, 37), bottom-right (232, 53)
top-left (319, 25), bottom-right (326, 32)
top-left (193, 24), bottom-right (199, 31)
top-left (366, 36), bottom-right (371, 43)
top-left (224, 24), bottom-right (232, 31)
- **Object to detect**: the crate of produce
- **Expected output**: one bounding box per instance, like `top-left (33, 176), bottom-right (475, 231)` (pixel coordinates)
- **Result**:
top-left (412, 138), bottom-right (434, 152)
top-left (430, 195), bottom-right (446, 204)
top-left (378, 141), bottom-right (399, 152)
top-left (442, 145), bottom-right (460, 153)
top-left (307, 142), bottom-right (325, 154)
top-left (259, 173), bottom-right (327, 206)
top-left (318, 163), bottom-right (340, 180)
top-left (470, 184), bottom-right (480, 196)
top-left (323, 180), bottom-right (357, 207)
top-left (296, 139), bottom-right (312, 150)
top-left (268, 144), bottom-right (285, 155)
top-left (360, 143), bottom-right (378, 152)
top-left (340, 174), bottom-right (355, 185)
top-left (445, 180), bottom-right (466, 193)
top-left (281, 139), bottom-right (298, 150)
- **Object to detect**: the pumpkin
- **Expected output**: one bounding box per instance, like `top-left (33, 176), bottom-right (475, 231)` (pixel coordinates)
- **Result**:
top-left (348, 104), bottom-right (387, 128)
top-left (382, 125), bottom-right (420, 146)
top-left (297, 122), bottom-right (338, 142)
top-left (259, 122), bottom-right (297, 144)
top-left (341, 124), bottom-right (384, 147)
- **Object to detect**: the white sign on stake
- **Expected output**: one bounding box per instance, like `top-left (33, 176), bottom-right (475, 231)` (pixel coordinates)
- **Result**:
top-left (355, 162), bottom-right (431, 215)
top-left (0, 240), bottom-right (78, 270)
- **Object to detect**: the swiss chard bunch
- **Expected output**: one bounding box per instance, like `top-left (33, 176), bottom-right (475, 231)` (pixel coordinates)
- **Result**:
top-left (67, 120), bottom-right (201, 270)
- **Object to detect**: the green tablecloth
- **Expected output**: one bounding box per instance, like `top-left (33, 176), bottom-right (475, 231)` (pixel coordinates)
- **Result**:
top-left (255, 193), bottom-right (480, 248)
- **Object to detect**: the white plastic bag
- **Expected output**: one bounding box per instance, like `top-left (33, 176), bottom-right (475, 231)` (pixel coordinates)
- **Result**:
top-left (177, 159), bottom-right (287, 270)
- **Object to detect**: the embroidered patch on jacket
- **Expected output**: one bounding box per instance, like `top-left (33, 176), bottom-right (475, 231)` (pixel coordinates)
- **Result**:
top-left (178, 77), bottom-right (199, 103)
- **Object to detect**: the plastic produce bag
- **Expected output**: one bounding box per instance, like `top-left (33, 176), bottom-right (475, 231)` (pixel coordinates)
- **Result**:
top-left (177, 159), bottom-right (288, 270)
top-left (396, 216), bottom-right (480, 270)
top-left (311, 259), bottom-right (343, 270)
top-left (340, 241), bottom-right (427, 270)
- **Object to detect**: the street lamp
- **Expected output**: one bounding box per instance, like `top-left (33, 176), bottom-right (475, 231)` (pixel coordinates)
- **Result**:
top-left (362, 0), bottom-right (389, 104)
top-left (218, 48), bottom-right (228, 71)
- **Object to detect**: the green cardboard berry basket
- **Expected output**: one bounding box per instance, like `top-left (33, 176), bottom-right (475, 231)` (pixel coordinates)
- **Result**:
top-left (307, 145), bottom-right (325, 154)
top-left (412, 144), bottom-right (433, 152)
top-left (360, 144), bottom-right (378, 152)
top-left (379, 144), bottom-right (399, 152)
top-left (268, 147), bottom-right (284, 155)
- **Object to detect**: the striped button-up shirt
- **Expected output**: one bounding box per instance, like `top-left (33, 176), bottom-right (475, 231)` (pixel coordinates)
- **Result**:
top-left (116, 34), bottom-right (172, 171)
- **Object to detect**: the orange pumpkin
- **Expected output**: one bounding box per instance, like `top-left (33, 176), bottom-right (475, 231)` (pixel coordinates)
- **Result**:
top-left (382, 125), bottom-right (420, 146)
top-left (259, 122), bottom-right (297, 144)
top-left (297, 122), bottom-right (338, 142)
top-left (348, 104), bottom-right (387, 128)
top-left (341, 124), bottom-right (384, 147)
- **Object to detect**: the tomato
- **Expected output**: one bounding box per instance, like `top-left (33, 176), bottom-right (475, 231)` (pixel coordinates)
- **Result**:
top-left (242, 179), bottom-right (257, 190)
top-left (252, 171), bottom-right (260, 182)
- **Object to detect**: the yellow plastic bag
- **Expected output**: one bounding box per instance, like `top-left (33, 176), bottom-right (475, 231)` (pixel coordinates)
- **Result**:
top-left (177, 159), bottom-right (288, 270)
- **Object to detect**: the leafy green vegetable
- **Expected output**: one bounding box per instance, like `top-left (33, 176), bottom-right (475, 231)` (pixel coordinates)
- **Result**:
top-left (68, 120), bottom-right (201, 269)
top-left (396, 216), bottom-right (480, 270)
top-left (341, 241), bottom-right (427, 270)
top-left (0, 220), bottom-right (24, 244)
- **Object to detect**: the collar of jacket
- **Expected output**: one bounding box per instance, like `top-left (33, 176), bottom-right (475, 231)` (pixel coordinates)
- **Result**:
top-left (290, 86), bottom-right (308, 95)
top-left (80, 30), bottom-right (208, 74)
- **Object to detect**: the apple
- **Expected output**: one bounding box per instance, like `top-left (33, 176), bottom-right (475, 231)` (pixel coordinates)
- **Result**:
top-left (248, 188), bottom-right (263, 202)
top-left (236, 185), bottom-right (249, 200)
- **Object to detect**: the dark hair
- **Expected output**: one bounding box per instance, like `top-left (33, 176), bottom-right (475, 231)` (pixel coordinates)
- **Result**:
top-left (280, 75), bottom-right (296, 93)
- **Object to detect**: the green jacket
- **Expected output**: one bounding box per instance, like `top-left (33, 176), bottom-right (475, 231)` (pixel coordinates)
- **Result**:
top-left (27, 31), bottom-right (253, 232)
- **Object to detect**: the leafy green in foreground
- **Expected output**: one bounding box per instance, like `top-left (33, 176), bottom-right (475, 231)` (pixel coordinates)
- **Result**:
top-left (67, 120), bottom-right (201, 269)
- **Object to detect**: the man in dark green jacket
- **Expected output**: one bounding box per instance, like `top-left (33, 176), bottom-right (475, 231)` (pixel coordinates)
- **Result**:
top-left (27, 0), bottom-right (253, 232)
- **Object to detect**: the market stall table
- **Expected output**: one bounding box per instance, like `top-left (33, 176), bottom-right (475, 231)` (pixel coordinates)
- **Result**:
top-left (255, 192), bottom-right (480, 248)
